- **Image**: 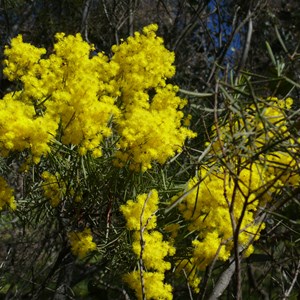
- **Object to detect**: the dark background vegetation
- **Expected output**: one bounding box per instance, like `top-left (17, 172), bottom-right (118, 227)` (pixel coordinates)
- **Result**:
top-left (0, 0), bottom-right (299, 299)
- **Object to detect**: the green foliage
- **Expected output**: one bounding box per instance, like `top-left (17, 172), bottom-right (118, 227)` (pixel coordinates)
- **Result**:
top-left (0, 1), bottom-right (300, 299)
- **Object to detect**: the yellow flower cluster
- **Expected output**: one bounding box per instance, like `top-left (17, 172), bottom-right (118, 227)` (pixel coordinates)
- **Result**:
top-left (115, 85), bottom-right (196, 172)
top-left (123, 271), bottom-right (173, 300)
top-left (179, 165), bottom-right (264, 271)
top-left (68, 227), bottom-right (96, 259)
top-left (112, 24), bottom-right (196, 171)
top-left (2, 36), bottom-right (58, 163)
top-left (174, 96), bottom-right (299, 286)
top-left (111, 24), bottom-right (175, 106)
top-left (210, 97), bottom-right (293, 152)
top-left (0, 176), bottom-right (16, 211)
top-left (120, 190), bottom-right (175, 299)
top-left (209, 97), bottom-right (299, 190)
top-left (248, 97), bottom-right (293, 146)
top-left (2, 33), bottom-right (119, 161)
top-left (120, 190), bottom-right (159, 230)
top-left (264, 151), bottom-right (299, 187)
top-left (132, 230), bottom-right (175, 273)
top-left (41, 171), bottom-right (81, 207)
top-left (0, 92), bottom-right (58, 162)
top-left (176, 259), bottom-right (201, 293)
top-left (1, 25), bottom-right (195, 171)
top-left (41, 171), bottom-right (66, 207)
top-left (3, 35), bottom-right (46, 81)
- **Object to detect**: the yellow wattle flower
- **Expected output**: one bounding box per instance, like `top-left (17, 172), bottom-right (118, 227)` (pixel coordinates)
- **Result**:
top-left (68, 228), bottom-right (96, 259)
top-left (0, 177), bottom-right (16, 211)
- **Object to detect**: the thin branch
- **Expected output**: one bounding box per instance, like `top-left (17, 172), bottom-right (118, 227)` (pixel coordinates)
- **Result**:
top-left (81, 0), bottom-right (93, 42)
top-left (236, 11), bottom-right (253, 75)
top-left (207, 8), bottom-right (257, 83)
top-left (207, 210), bottom-right (267, 299)
top-left (208, 256), bottom-right (236, 300)
top-left (172, 1), bottom-right (208, 51)
top-left (283, 259), bottom-right (300, 299)
top-left (139, 190), bottom-right (153, 300)
top-left (182, 268), bottom-right (194, 300)
top-left (179, 88), bottom-right (214, 97)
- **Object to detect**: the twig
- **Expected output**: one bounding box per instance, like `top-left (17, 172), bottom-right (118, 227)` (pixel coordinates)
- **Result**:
top-left (236, 10), bottom-right (253, 75)
top-left (81, 0), bottom-right (93, 42)
top-left (283, 259), bottom-right (300, 299)
top-left (208, 256), bottom-right (236, 300)
top-left (182, 268), bottom-right (194, 300)
top-left (207, 9), bottom-right (256, 83)
top-left (139, 191), bottom-right (153, 300)
top-left (207, 212), bottom-right (266, 299)
top-left (179, 88), bottom-right (214, 97)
